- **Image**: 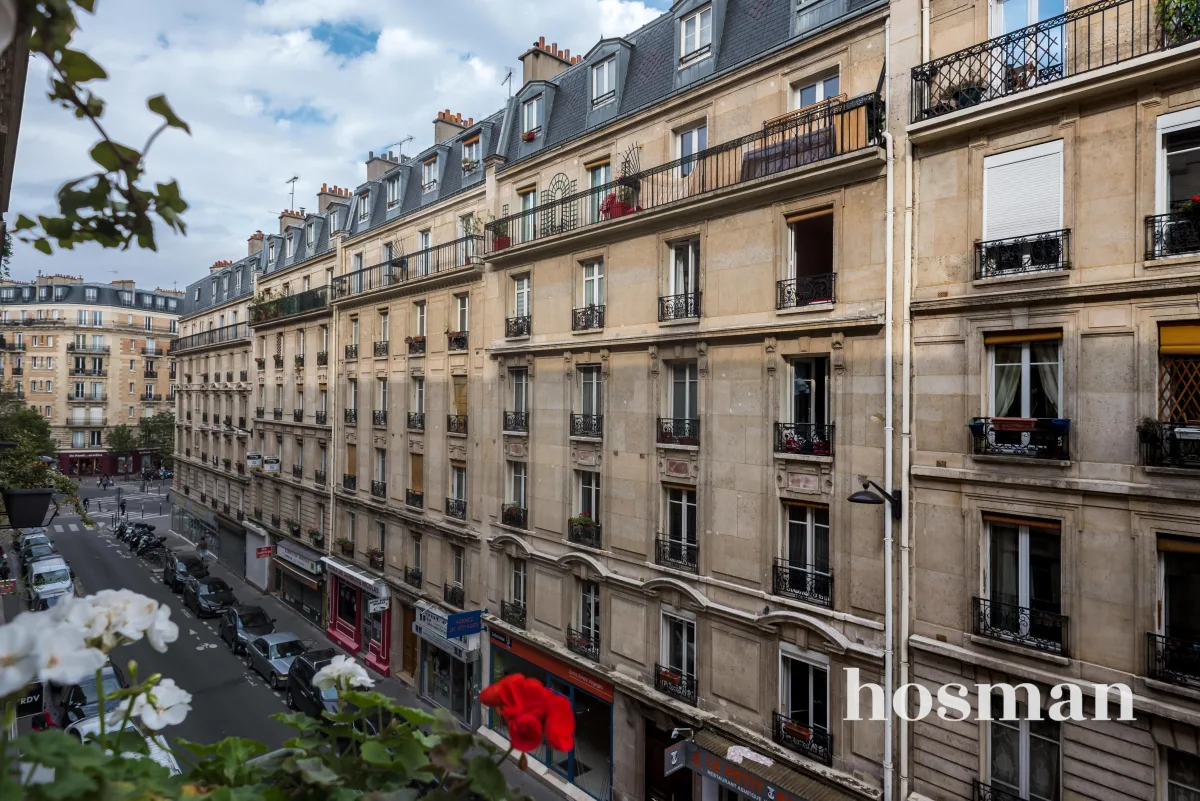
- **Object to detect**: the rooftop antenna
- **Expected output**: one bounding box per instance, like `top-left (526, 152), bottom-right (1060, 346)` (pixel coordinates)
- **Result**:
top-left (381, 136), bottom-right (414, 160)
top-left (284, 175), bottom-right (299, 210)
top-left (502, 67), bottom-right (514, 97)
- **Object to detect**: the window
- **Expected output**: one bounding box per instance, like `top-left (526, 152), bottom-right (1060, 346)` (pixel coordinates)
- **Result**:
top-left (587, 162), bottom-right (610, 223)
top-left (983, 141), bottom-right (1064, 243)
top-left (513, 275), bottom-right (530, 319)
top-left (1168, 750), bottom-right (1200, 801)
top-left (1163, 122), bottom-right (1200, 213)
top-left (234, 271), bottom-right (242, 293)
top-left (376, 377), bottom-right (388, 410)
top-left (790, 357), bottom-right (830, 425)
top-left (422, 158), bottom-right (437, 191)
top-left (305, 223), bottom-right (314, 248)
top-left (1159, 536), bottom-right (1200, 648)
top-left (72, 431), bottom-right (85, 448)
top-left (784, 503), bottom-right (831, 597)
top-left (780, 654), bottom-right (829, 739)
top-left (579, 580), bottom-right (600, 640)
top-left (92, 311), bottom-right (102, 327)
top-left (415, 302), bottom-right (426, 337)
top-left (85, 288), bottom-right (98, 302)
top-left (450, 463), bottom-right (467, 502)
top-left (592, 56), bottom-right (617, 105)
top-left (268, 241), bottom-right (276, 261)
top-left (451, 545), bottom-right (464, 586)
top-left (512, 368), bottom-right (528, 414)
top-left (358, 195), bottom-right (370, 222)
top-left (670, 239), bottom-right (700, 297)
top-left (375, 448), bottom-right (386, 482)
top-left (286, 235), bottom-right (295, 257)
top-left (462, 137), bottom-right (480, 166)
top-left (678, 125), bottom-right (707, 177)
top-left (661, 613), bottom-right (696, 678)
top-left (385, 176), bottom-right (400, 207)
top-left (519, 188), bottom-right (537, 242)
top-left (992, 0), bottom-right (1065, 35)
top-left (512, 560), bottom-right (527, 606)
top-left (988, 335), bottom-right (1061, 419)
top-left (455, 294), bottom-right (469, 333)
top-left (666, 486), bottom-right (697, 552)
top-left (582, 259), bottom-right (604, 307)
top-left (986, 519), bottom-right (1062, 644)
top-left (509, 461), bottom-right (527, 508)
top-left (416, 230), bottom-right (432, 275)
top-left (579, 471), bottom-right (600, 520)
top-left (522, 95), bottom-right (542, 134)
top-left (580, 366), bottom-right (602, 418)
top-left (89, 430), bottom-right (101, 447)
top-left (169, 320), bottom-right (177, 333)
top-left (351, 318), bottom-right (359, 346)
top-left (679, 6), bottom-right (712, 62)
top-left (671, 362), bottom-right (698, 420)
top-left (795, 75), bottom-right (840, 109)
top-left (788, 211), bottom-right (835, 286)
top-left (379, 312), bottom-right (389, 343)
top-left (989, 701), bottom-right (1059, 801)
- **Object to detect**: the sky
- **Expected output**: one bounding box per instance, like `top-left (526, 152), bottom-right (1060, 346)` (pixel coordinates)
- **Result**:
top-left (7, 0), bottom-right (666, 289)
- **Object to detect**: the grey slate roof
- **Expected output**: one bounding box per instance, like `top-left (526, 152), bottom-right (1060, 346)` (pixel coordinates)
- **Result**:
top-left (0, 280), bottom-right (181, 313)
top-left (179, 253), bottom-right (259, 317)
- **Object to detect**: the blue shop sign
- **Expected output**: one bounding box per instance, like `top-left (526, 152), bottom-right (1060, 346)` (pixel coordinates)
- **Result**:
top-left (446, 609), bottom-right (482, 638)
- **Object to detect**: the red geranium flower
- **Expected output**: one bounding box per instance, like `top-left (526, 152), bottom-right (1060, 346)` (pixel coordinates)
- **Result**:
top-left (481, 674), bottom-right (577, 754)
top-left (544, 691), bottom-right (576, 752)
top-left (508, 712), bottom-right (545, 753)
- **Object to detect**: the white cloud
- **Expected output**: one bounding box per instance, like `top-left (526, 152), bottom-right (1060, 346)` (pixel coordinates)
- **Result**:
top-left (7, 0), bottom-right (664, 287)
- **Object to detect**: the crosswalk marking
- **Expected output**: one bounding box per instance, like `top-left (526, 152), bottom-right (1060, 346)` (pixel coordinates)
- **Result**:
top-left (68, 523), bottom-right (79, 531)
top-left (53, 525), bottom-right (63, 532)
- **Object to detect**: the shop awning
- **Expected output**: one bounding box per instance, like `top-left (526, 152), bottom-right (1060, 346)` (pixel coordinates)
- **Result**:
top-left (320, 556), bottom-right (389, 599)
top-left (276, 539), bottom-right (325, 575)
top-left (274, 559), bottom-right (321, 590)
top-left (1160, 324), bottom-right (1200, 355)
top-left (668, 730), bottom-right (862, 801)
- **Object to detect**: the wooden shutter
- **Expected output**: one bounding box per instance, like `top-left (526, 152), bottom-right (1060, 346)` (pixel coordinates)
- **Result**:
top-left (983, 141), bottom-right (1063, 240)
top-left (346, 443), bottom-right (356, 477)
top-left (410, 453), bottom-right (423, 492)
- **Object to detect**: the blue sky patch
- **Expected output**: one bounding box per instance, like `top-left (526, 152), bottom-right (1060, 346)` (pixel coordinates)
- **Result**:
top-left (311, 22), bottom-right (380, 58)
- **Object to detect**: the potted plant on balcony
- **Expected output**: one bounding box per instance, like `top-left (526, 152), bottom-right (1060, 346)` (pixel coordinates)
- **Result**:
top-left (569, 513), bottom-right (597, 538)
top-left (502, 504), bottom-right (524, 528)
top-left (781, 718), bottom-right (813, 742)
top-left (522, 130), bottom-right (537, 142)
top-left (366, 547), bottom-right (384, 569)
top-left (967, 418), bottom-right (987, 438)
top-left (461, 158), bottom-right (478, 173)
top-left (1137, 417), bottom-right (1163, 443)
top-left (657, 666), bottom-right (682, 686)
top-left (308, 527), bottom-right (325, 547)
top-left (487, 214), bottom-right (510, 250)
top-left (335, 536), bottom-right (354, 556)
top-left (942, 74), bottom-right (988, 110)
top-left (1046, 418), bottom-right (1071, 436)
top-left (0, 434), bottom-right (83, 527)
top-left (1158, 0), bottom-right (1200, 47)
top-left (286, 518), bottom-right (301, 536)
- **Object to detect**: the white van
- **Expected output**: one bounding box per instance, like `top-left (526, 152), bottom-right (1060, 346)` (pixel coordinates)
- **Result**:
top-left (27, 557), bottom-right (72, 597)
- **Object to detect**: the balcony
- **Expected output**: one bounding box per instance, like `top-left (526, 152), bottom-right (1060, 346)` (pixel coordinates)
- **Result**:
top-left (8, 367), bottom-right (21, 376)
top-left (406, 489), bottom-right (424, 509)
top-left (503, 411), bottom-right (529, 434)
top-left (239, 370), bottom-right (248, 382)
top-left (223, 415), bottom-right (233, 428)
top-left (567, 517), bottom-right (602, 549)
top-left (0, 342), bottom-right (24, 351)
top-left (271, 514), bottom-right (281, 528)
top-left (654, 664), bottom-right (697, 705)
top-left (657, 418), bottom-right (699, 447)
top-left (485, 94), bottom-right (884, 254)
top-left (144, 394), bottom-right (163, 402)
top-left (445, 497), bottom-right (467, 520)
top-left (223, 458), bottom-right (232, 471)
top-left (1140, 421), bottom-right (1200, 468)
top-left (776, 272), bottom-right (836, 310)
top-left (142, 369), bottom-right (158, 379)
top-left (571, 305), bottom-right (605, 331)
top-left (201, 413), bottom-right (210, 424)
top-left (443, 583), bottom-right (464, 608)
top-left (1147, 210), bottom-right (1200, 260)
top-left (249, 286), bottom-right (330, 325)
top-left (200, 453), bottom-right (208, 464)
top-left (655, 538), bottom-right (698, 572)
top-left (447, 414), bottom-right (468, 436)
top-left (771, 712), bottom-right (833, 766)
top-left (505, 316), bottom-right (531, 339)
top-left (344, 408), bottom-right (358, 425)
top-left (566, 627), bottom-right (600, 661)
top-left (272, 408), bottom-right (283, 421)
top-left (372, 410), bottom-right (387, 427)
top-left (67, 392), bottom-right (104, 404)
top-left (447, 331), bottom-right (468, 352)
top-left (255, 357), bottom-right (265, 370)
top-left (975, 229), bottom-right (1071, 279)
top-left (314, 469), bottom-right (326, 485)
top-left (404, 566), bottom-right (422, 588)
top-left (910, 0), bottom-right (1200, 122)
top-left (68, 369), bottom-right (106, 377)
top-left (774, 422), bottom-right (834, 456)
top-left (500, 600), bottom-right (527, 629)
top-left (237, 415), bottom-right (246, 429)
top-left (331, 236), bottom-right (484, 301)
top-left (658, 292), bottom-right (701, 322)
top-left (345, 344), bottom-right (358, 360)
top-left (292, 464), bottom-right (303, 479)
top-left (972, 596), bottom-right (1069, 656)
top-left (225, 371), bottom-right (234, 382)
top-left (170, 322), bottom-right (250, 354)
top-left (255, 407), bottom-right (265, 419)
top-left (373, 341), bottom-right (389, 358)
top-left (968, 417), bottom-right (1070, 460)
top-left (342, 474), bottom-right (357, 491)
top-left (407, 412), bottom-right (425, 431)
top-left (294, 355), bottom-right (304, 369)
top-left (371, 479), bottom-right (386, 499)
top-left (272, 355), bottom-right (283, 370)
top-left (772, 558), bottom-right (833, 608)
top-left (501, 503), bottom-right (527, 529)
top-left (236, 462), bottom-right (245, 475)
top-left (1146, 632), bottom-right (1200, 688)
top-left (407, 337), bottom-right (426, 356)
top-left (316, 351), bottom-right (328, 366)
top-left (252, 507), bottom-right (262, 521)
top-left (293, 410), bottom-right (303, 423)
top-left (141, 347), bottom-right (163, 356)
top-left (973, 780), bottom-right (1024, 801)
top-left (66, 343), bottom-right (109, 354)
top-left (570, 414), bottom-right (603, 439)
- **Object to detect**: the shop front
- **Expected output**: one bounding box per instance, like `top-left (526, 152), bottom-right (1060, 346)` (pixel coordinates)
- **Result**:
top-left (273, 538), bottom-right (325, 626)
top-left (216, 518), bottom-right (248, 578)
top-left (488, 629), bottom-right (614, 800)
top-left (414, 601), bottom-right (482, 727)
top-left (171, 494), bottom-right (216, 547)
top-left (58, 450), bottom-right (111, 477)
top-left (322, 556), bottom-right (390, 675)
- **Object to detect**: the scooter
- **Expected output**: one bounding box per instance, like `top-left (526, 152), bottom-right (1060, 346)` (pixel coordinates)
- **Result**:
top-left (135, 535), bottom-right (167, 557)
top-left (126, 524), bottom-right (156, 549)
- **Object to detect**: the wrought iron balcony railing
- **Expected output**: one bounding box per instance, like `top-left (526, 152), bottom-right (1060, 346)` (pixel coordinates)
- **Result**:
top-left (774, 421), bottom-right (834, 456)
top-left (566, 627), bottom-right (600, 661)
top-left (772, 558), bottom-right (833, 608)
top-left (68, 369), bottom-right (106, 377)
top-left (316, 351), bottom-right (328, 366)
top-left (447, 414), bottom-right (468, 435)
top-left (658, 292), bottom-right (701, 322)
top-left (973, 596), bottom-right (1068, 656)
top-left (654, 663), bottom-right (697, 705)
top-left (1146, 210), bottom-right (1200, 260)
top-left (293, 410), bottom-right (303, 423)
top-left (772, 712), bottom-right (833, 766)
top-left (141, 347), bottom-right (164, 356)
top-left (271, 514), bottom-right (281, 528)
top-left (485, 93), bottom-right (884, 252)
top-left (1147, 631), bottom-right (1200, 688)
top-left (501, 503), bottom-right (527, 529)
top-left (371, 479), bottom-right (386, 499)
top-left (66, 343), bottom-right (110, 353)
top-left (501, 600), bottom-right (527, 629)
top-left (273, 355), bottom-right (284, 369)
top-left (342, 474), bottom-right (357, 491)
top-left (570, 413), bottom-right (602, 439)
top-left (272, 408), bottom-right (283, 420)
top-left (447, 331), bottom-right (469, 351)
top-left (407, 412), bottom-right (424, 431)
top-left (503, 411), bottom-right (529, 433)
top-left (372, 410), bottom-right (387, 427)
top-left (292, 464), bottom-right (302, 479)
top-left (655, 538), bottom-right (698, 572)
top-left (1140, 421), bottom-right (1200, 469)
top-left (294, 355), bottom-right (304, 369)
top-left (571, 305), bottom-right (605, 331)
top-left (567, 518), bottom-right (602, 549)
top-left (315, 411), bottom-right (328, 426)
top-left (345, 344), bottom-right (358, 360)
top-left (331, 236), bottom-right (483, 301)
top-left (406, 489), bottom-right (423, 509)
top-left (249, 286), bottom-right (329, 325)
top-left (911, 0), bottom-right (1199, 122)
top-left (657, 418), bottom-right (699, 446)
top-left (374, 341), bottom-right (389, 358)
top-left (344, 408), bottom-right (357, 425)
top-left (973, 780), bottom-right (1024, 801)
top-left (505, 316), bottom-right (531, 339)
top-left (314, 469), bottom-right (326, 485)
top-left (969, 417), bottom-right (1070, 460)
top-left (444, 583), bottom-right (464, 608)
top-left (975, 229), bottom-right (1071, 279)
top-left (407, 337), bottom-right (426, 356)
top-left (445, 497), bottom-right (467, 520)
top-left (404, 566), bottom-right (422, 588)
top-left (777, 273), bottom-right (836, 309)
top-left (255, 407), bottom-right (264, 419)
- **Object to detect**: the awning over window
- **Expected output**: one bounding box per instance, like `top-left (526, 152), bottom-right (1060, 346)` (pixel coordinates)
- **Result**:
top-left (983, 330), bottom-right (1063, 345)
top-left (1157, 535), bottom-right (1200, 554)
top-left (1159, 324), bottom-right (1200, 356)
top-left (982, 513), bottom-right (1061, 531)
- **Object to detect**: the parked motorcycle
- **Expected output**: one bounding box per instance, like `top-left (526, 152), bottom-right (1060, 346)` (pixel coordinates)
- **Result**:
top-left (135, 535), bottom-right (167, 557)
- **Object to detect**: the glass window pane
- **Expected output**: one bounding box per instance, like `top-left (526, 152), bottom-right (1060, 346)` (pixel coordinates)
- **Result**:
top-left (1027, 731), bottom-right (1060, 801)
top-left (823, 76), bottom-right (840, 98)
top-left (989, 523), bottom-right (1021, 607)
top-left (990, 718), bottom-right (1022, 792)
top-left (800, 84), bottom-right (816, 107)
top-left (812, 667), bottom-right (828, 730)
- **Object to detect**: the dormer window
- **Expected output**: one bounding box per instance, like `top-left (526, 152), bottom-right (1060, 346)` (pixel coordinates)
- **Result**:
top-left (386, 176), bottom-right (400, 207)
top-left (306, 222), bottom-right (315, 247)
top-left (422, 158), bottom-right (438, 192)
top-left (119, 291), bottom-right (132, 305)
top-left (680, 6), bottom-right (712, 64)
top-left (358, 195), bottom-right (370, 222)
top-left (592, 57), bottom-right (617, 107)
top-left (268, 240), bottom-right (276, 261)
top-left (234, 270), bottom-right (242, 293)
top-left (462, 138), bottom-right (480, 171)
top-left (85, 288), bottom-right (98, 303)
top-left (522, 95), bottom-right (543, 135)
top-left (286, 235), bottom-right (295, 257)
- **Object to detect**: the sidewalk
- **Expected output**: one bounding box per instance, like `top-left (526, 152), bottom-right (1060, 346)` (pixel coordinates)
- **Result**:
top-left (163, 526), bottom-right (560, 801)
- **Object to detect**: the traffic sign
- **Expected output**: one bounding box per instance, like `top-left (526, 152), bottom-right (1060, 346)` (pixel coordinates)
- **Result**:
top-left (256, 545), bottom-right (273, 559)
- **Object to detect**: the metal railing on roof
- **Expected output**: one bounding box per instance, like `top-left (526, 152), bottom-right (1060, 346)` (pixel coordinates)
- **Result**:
top-left (169, 322), bottom-right (251, 354)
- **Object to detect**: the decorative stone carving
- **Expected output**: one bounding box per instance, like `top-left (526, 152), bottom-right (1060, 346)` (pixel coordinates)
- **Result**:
top-left (649, 345), bottom-right (659, 377)
top-left (697, 341), bottom-right (708, 377)
top-left (505, 439), bottom-right (528, 459)
top-left (409, 438), bottom-right (424, 455)
top-left (831, 332), bottom-right (845, 374)
top-left (563, 351), bottom-right (573, 376)
top-left (572, 441), bottom-right (601, 467)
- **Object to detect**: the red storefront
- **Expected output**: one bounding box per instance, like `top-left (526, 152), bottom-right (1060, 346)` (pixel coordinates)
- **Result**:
top-left (320, 556), bottom-right (391, 676)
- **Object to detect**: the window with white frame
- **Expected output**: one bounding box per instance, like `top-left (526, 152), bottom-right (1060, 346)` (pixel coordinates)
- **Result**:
top-left (986, 518), bottom-right (1062, 646)
top-left (511, 560), bottom-right (527, 606)
top-left (348, 378), bottom-right (358, 411)
top-left (578, 470), bottom-right (600, 520)
top-left (983, 141), bottom-right (1064, 244)
top-left (988, 699), bottom-right (1059, 801)
top-left (789, 357), bottom-right (830, 428)
top-left (306, 223), bottom-right (314, 247)
top-left (268, 241), bottom-right (275, 261)
top-left (678, 124), bottom-right (707, 177)
top-left (416, 230), bottom-right (432, 275)
top-left (661, 613), bottom-right (695, 678)
top-left (455, 294), bottom-right (469, 333)
top-left (511, 368), bottom-right (528, 414)
top-left (582, 259), bottom-right (604, 307)
top-left (452, 545), bottom-right (464, 587)
top-left (351, 318), bottom-right (359, 346)
top-left (665, 486), bottom-right (697, 561)
top-left (358, 195), bottom-right (370, 222)
top-left (375, 447), bottom-right (386, 482)
top-left (794, 74), bottom-right (840, 109)
top-left (386, 176), bottom-right (400, 207)
top-left (422, 159), bottom-right (437, 191)
top-left (1159, 535), bottom-right (1200, 650)
top-left (411, 533), bottom-right (422, 569)
top-left (85, 288), bottom-right (97, 302)
top-left (670, 239), bottom-right (700, 298)
top-left (783, 503), bottom-right (831, 600)
top-left (579, 365), bottom-right (602, 418)
top-left (592, 56), bottom-right (617, 105)
top-left (413, 377), bottom-right (425, 414)
top-left (779, 653), bottom-right (829, 739)
top-left (513, 275), bottom-right (530, 319)
top-left (379, 312), bottom-right (389, 343)
top-left (519, 189), bottom-right (537, 242)
top-left (462, 138), bottom-right (480, 167)
top-left (522, 95), bottom-right (542, 134)
top-left (450, 463), bottom-right (467, 502)
top-left (286, 235), bottom-right (296, 257)
top-left (579, 580), bottom-right (600, 640)
top-left (376, 377), bottom-right (387, 412)
top-left (509, 461), bottom-right (527, 509)
top-left (1161, 115), bottom-right (1200, 213)
top-left (587, 162), bottom-right (610, 223)
top-left (671, 362), bottom-right (698, 420)
top-left (679, 6), bottom-right (712, 62)
top-left (988, 334), bottom-right (1061, 419)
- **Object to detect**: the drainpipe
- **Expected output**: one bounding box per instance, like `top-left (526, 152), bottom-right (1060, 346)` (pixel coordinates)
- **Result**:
top-left (899, 136), bottom-right (915, 801)
top-left (882, 19), bottom-right (896, 801)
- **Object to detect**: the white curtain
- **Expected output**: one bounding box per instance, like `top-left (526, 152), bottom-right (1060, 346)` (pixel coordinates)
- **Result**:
top-left (1032, 343), bottom-right (1060, 418)
top-left (994, 363), bottom-right (1021, 417)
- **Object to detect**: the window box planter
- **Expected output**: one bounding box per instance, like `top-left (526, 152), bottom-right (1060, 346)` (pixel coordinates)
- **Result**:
top-left (311, 535), bottom-right (325, 549)
top-left (336, 539), bottom-right (353, 557)
top-left (521, 131), bottom-right (537, 142)
top-left (367, 552), bottom-right (384, 570)
top-left (657, 667), bottom-right (682, 686)
top-left (1046, 418), bottom-right (1071, 436)
top-left (990, 417), bottom-right (1036, 433)
top-left (492, 235), bottom-right (511, 250)
top-left (781, 719), bottom-right (814, 742)
top-left (1, 488), bottom-right (55, 528)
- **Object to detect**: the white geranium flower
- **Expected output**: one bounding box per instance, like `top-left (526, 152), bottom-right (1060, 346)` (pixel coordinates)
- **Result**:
top-left (34, 622), bottom-right (106, 686)
top-left (0, 616), bottom-right (38, 696)
top-left (145, 606), bottom-right (178, 653)
top-left (138, 678), bottom-right (191, 730)
top-left (313, 654), bottom-right (374, 691)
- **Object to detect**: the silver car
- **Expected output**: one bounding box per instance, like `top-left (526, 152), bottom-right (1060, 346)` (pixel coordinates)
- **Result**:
top-left (244, 632), bottom-right (309, 689)
top-left (65, 715), bottom-right (182, 775)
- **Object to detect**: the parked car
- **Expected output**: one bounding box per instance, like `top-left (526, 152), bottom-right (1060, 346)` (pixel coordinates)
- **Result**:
top-left (65, 715), bottom-right (182, 775)
top-left (218, 604), bottom-right (276, 654)
top-left (56, 665), bottom-right (126, 728)
top-left (163, 552), bottom-right (210, 592)
top-left (181, 576), bottom-right (235, 617)
top-left (13, 527), bottom-right (47, 550)
top-left (244, 632), bottom-right (308, 689)
top-left (24, 557), bottom-right (72, 599)
top-left (16, 532), bottom-right (51, 552)
top-left (18, 542), bottom-right (56, 569)
top-left (28, 587), bottom-right (72, 612)
top-left (285, 648), bottom-right (339, 717)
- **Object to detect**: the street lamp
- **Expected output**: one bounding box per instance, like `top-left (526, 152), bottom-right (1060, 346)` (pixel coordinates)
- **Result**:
top-left (848, 480), bottom-right (902, 520)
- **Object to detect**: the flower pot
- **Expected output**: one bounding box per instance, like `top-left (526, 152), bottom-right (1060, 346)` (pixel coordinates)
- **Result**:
top-left (1048, 418), bottom-right (1071, 435)
top-left (782, 720), bottom-right (813, 742)
top-left (990, 417), bottom-right (1036, 432)
top-left (369, 555), bottom-right (384, 569)
top-left (953, 85), bottom-right (986, 108)
top-left (312, 536), bottom-right (326, 549)
top-left (608, 201), bottom-right (633, 219)
top-left (338, 544), bottom-right (353, 556)
top-left (493, 235), bottom-right (511, 250)
top-left (1, 488), bottom-right (55, 528)
top-left (967, 421), bottom-right (986, 438)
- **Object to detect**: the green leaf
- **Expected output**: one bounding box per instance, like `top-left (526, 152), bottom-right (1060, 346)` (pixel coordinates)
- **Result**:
top-left (294, 756), bottom-right (340, 786)
top-left (13, 215), bottom-right (36, 230)
top-left (147, 94), bottom-right (190, 133)
top-left (468, 754), bottom-right (509, 801)
top-left (58, 49), bottom-right (107, 82)
top-left (360, 740), bottom-right (394, 766)
top-left (389, 735), bottom-right (431, 777)
top-left (33, 239), bottom-right (52, 255)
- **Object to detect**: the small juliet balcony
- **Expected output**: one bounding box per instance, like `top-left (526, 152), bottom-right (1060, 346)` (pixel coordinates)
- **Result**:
top-left (344, 408), bottom-right (358, 425)
top-left (976, 229), bottom-right (1071, 279)
top-left (658, 292), bottom-right (700, 322)
top-left (406, 489), bottom-right (424, 509)
top-left (315, 411), bottom-right (328, 426)
top-left (567, 516), bottom-right (601, 549)
top-left (374, 341), bottom-right (389, 358)
top-left (255, 407), bottom-right (265, 419)
top-left (316, 351), bottom-right (328, 366)
top-left (657, 418), bottom-right (699, 447)
top-left (314, 470), bottom-right (326, 485)
top-left (372, 410), bottom-right (387, 427)
top-left (371, 479), bottom-right (386, 499)
top-left (445, 497), bottom-right (467, 520)
top-left (1147, 632), bottom-right (1200, 689)
top-left (407, 412), bottom-right (424, 431)
top-left (968, 417), bottom-right (1070, 460)
top-left (772, 558), bottom-right (833, 608)
top-left (406, 336), bottom-right (426, 356)
top-left (774, 422), bottom-right (834, 456)
top-left (293, 410), bottom-right (303, 423)
top-left (1140, 421), bottom-right (1200, 469)
top-left (505, 316), bottom-right (531, 339)
top-left (500, 600), bottom-right (526, 629)
top-left (294, 354), bottom-right (305, 369)
top-left (447, 331), bottom-right (469, 352)
top-left (447, 414), bottom-right (468, 436)
top-left (772, 712), bottom-right (833, 766)
top-left (272, 408), bottom-right (283, 421)
top-left (444, 583), bottom-right (464, 608)
top-left (1147, 210), bottom-right (1200, 260)
top-left (776, 273), bottom-right (836, 310)
top-left (570, 413), bottom-right (602, 439)
top-left (501, 503), bottom-right (527, 530)
top-left (571, 305), bottom-right (604, 331)
top-left (342, 474), bottom-right (357, 491)
top-left (973, 780), bottom-right (1025, 801)
top-left (503, 411), bottom-right (528, 434)
top-left (566, 627), bottom-right (600, 661)
top-left (273, 355), bottom-right (284, 369)
top-left (345, 344), bottom-right (358, 360)
top-left (654, 663), bottom-right (697, 705)
top-left (973, 596), bottom-right (1069, 656)
top-left (292, 464), bottom-right (303, 479)
top-left (655, 538), bottom-right (698, 572)
top-left (404, 566), bottom-right (422, 589)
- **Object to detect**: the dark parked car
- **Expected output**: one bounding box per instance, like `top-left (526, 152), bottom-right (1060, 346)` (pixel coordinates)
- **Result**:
top-left (182, 576), bottom-right (235, 617)
top-left (56, 664), bottom-right (127, 728)
top-left (218, 604), bottom-right (276, 654)
top-left (162, 552), bottom-right (209, 591)
top-left (286, 648), bottom-right (339, 717)
top-left (18, 542), bottom-right (56, 569)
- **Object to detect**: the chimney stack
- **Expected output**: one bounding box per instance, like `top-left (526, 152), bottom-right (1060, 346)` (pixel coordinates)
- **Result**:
top-left (209, 259), bottom-right (234, 273)
top-left (279, 209), bottom-right (304, 234)
top-left (519, 35), bottom-right (581, 84)
top-left (366, 150), bottom-right (400, 182)
top-left (317, 182), bottom-right (351, 212)
top-left (247, 230), bottom-right (265, 257)
top-left (434, 109), bottom-right (469, 145)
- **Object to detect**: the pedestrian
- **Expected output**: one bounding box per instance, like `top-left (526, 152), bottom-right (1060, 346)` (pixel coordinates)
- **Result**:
top-left (83, 497), bottom-right (90, 512)
top-left (119, 499), bottom-right (126, 516)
